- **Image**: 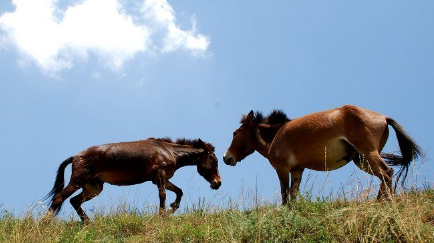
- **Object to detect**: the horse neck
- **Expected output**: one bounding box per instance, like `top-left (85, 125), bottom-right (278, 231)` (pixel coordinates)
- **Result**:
top-left (254, 123), bottom-right (285, 158)
top-left (170, 146), bottom-right (204, 168)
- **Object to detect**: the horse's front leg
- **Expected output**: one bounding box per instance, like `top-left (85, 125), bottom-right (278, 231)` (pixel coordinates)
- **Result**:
top-left (165, 180), bottom-right (183, 214)
top-left (289, 168), bottom-right (304, 200)
top-left (155, 169), bottom-right (167, 215)
top-left (276, 169), bottom-right (290, 205)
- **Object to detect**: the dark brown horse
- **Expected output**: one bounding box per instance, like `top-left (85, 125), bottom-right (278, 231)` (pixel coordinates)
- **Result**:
top-left (223, 105), bottom-right (423, 205)
top-left (46, 138), bottom-right (221, 222)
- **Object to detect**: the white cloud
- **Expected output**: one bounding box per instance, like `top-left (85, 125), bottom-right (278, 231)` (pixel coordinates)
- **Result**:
top-left (0, 0), bottom-right (210, 74)
top-left (141, 0), bottom-right (210, 54)
top-left (0, 35), bottom-right (6, 50)
top-left (92, 71), bottom-right (101, 79)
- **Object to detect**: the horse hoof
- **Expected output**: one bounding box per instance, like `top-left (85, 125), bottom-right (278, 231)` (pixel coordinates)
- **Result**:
top-left (82, 218), bottom-right (91, 224)
top-left (159, 208), bottom-right (168, 217)
top-left (167, 206), bottom-right (177, 214)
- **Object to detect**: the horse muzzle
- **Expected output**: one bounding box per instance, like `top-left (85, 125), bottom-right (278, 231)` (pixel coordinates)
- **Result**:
top-left (210, 180), bottom-right (221, 190)
top-left (223, 152), bottom-right (237, 166)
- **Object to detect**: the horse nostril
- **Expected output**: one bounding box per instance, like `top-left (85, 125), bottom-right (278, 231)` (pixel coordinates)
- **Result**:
top-left (223, 156), bottom-right (232, 165)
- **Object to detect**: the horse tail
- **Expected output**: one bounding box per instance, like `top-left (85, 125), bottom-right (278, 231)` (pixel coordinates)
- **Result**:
top-left (381, 117), bottom-right (424, 188)
top-left (44, 156), bottom-right (73, 214)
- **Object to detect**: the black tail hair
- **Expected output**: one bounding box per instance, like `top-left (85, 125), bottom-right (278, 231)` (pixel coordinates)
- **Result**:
top-left (44, 156), bottom-right (73, 215)
top-left (381, 117), bottom-right (424, 189)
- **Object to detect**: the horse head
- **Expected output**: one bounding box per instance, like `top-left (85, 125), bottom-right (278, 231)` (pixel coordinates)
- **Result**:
top-left (223, 110), bottom-right (257, 166)
top-left (196, 139), bottom-right (221, 190)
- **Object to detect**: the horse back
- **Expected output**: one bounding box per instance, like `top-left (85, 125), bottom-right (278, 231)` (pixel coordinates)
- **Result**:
top-left (74, 139), bottom-right (176, 175)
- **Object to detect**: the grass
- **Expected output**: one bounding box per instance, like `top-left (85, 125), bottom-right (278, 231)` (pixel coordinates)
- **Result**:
top-left (1, 189), bottom-right (433, 243)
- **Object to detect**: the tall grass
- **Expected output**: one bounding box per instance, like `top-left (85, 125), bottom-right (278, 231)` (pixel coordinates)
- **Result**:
top-left (0, 188), bottom-right (433, 243)
top-left (1, 160), bottom-right (432, 242)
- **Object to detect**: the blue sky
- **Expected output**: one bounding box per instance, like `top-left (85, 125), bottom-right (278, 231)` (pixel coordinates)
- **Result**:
top-left (1, 0), bottom-right (433, 218)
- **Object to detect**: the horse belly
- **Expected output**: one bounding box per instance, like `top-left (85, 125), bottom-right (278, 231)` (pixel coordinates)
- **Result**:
top-left (296, 139), bottom-right (352, 171)
top-left (98, 171), bottom-right (151, 186)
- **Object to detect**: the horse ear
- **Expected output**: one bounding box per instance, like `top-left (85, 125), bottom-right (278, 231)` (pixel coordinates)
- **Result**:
top-left (198, 139), bottom-right (207, 149)
top-left (243, 110), bottom-right (254, 124)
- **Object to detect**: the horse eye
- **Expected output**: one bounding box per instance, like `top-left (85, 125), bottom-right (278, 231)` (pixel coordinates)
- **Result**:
top-left (233, 131), bottom-right (237, 137)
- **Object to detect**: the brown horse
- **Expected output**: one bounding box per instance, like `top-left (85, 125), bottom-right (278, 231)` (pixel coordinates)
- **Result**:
top-left (45, 138), bottom-right (221, 222)
top-left (223, 105), bottom-right (423, 205)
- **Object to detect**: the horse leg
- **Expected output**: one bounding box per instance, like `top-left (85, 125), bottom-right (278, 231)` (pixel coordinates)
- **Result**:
top-left (154, 169), bottom-right (167, 214)
top-left (354, 151), bottom-right (394, 200)
top-left (49, 183), bottom-right (81, 215)
top-left (165, 180), bottom-right (183, 214)
top-left (70, 180), bottom-right (104, 223)
top-left (289, 168), bottom-right (304, 200)
top-left (276, 169), bottom-right (290, 205)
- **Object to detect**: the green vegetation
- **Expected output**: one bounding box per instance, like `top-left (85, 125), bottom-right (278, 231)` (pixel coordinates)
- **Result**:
top-left (1, 190), bottom-right (433, 243)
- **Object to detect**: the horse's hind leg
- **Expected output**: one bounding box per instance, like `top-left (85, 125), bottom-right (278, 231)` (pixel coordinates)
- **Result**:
top-left (345, 112), bottom-right (393, 199)
top-left (70, 179), bottom-right (104, 223)
top-left (165, 180), bottom-right (183, 214)
top-left (49, 183), bottom-right (81, 215)
top-left (354, 151), bottom-right (394, 200)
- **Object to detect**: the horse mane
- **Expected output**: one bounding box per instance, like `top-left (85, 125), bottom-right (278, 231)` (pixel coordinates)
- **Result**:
top-left (155, 137), bottom-right (215, 152)
top-left (240, 109), bottom-right (290, 125)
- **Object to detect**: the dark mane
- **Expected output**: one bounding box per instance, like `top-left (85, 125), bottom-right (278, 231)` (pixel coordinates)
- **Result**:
top-left (155, 137), bottom-right (215, 152)
top-left (155, 137), bottom-right (175, 144)
top-left (240, 109), bottom-right (290, 125)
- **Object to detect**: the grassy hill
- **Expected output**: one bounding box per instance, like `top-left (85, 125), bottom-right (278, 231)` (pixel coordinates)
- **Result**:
top-left (1, 190), bottom-right (434, 242)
